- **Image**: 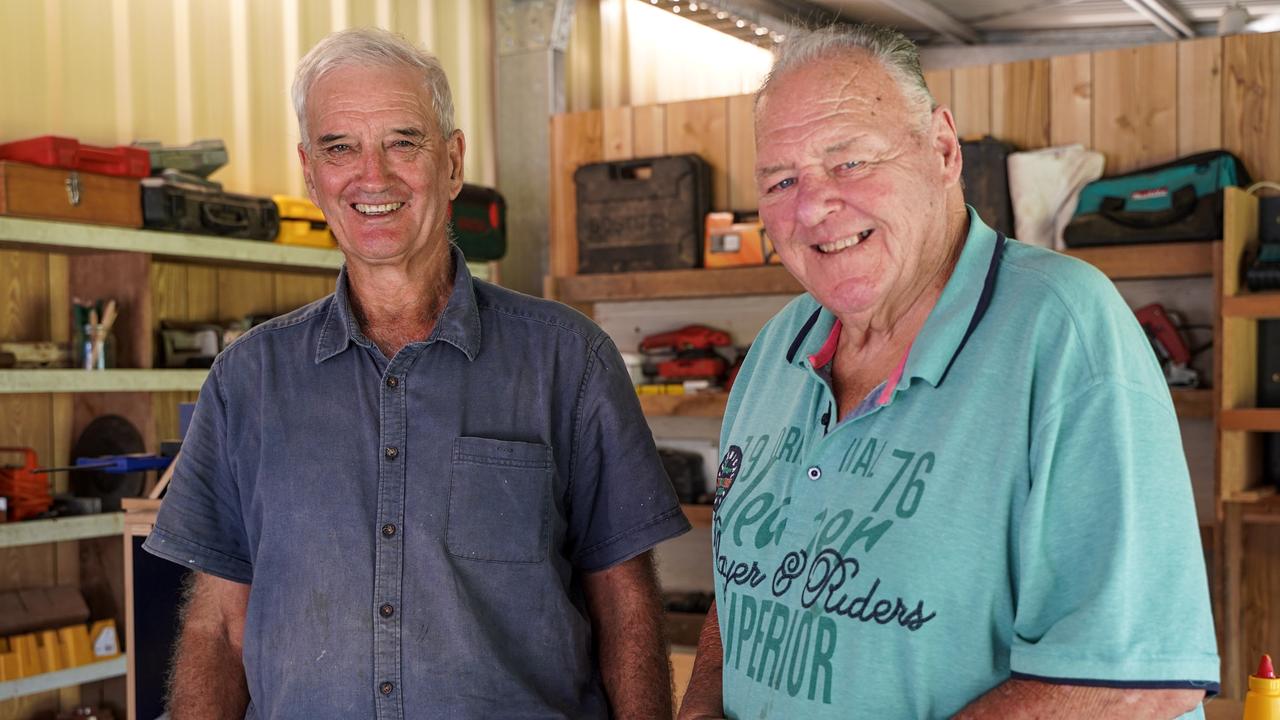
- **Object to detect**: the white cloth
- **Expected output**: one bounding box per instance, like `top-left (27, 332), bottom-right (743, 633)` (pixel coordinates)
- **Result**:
top-left (1007, 145), bottom-right (1105, 250)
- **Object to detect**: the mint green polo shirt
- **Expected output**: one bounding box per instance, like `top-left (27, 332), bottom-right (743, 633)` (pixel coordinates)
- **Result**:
top-left (713, 210), bottom-right (1218, 719)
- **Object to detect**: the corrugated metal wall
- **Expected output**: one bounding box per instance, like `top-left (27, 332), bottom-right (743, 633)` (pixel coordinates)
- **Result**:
top-left (0, 0), bottom-right (495, 197)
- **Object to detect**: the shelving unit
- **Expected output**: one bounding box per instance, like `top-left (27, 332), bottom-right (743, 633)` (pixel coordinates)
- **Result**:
top-left (0, 657), bottom-right (127, 702)
top-left (0, 513), bottom-right (124, 549)
top-left (0, 370), bottom-right (207, 395)
top-left (0, 216), bottom-right (342, 272)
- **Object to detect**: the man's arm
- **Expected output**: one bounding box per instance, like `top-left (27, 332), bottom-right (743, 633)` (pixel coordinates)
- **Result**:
top-left (168, 571), bottom-right (251, 719)
top-left (676, 601), bottom-right (724, 720)
top-left (582, 551), bottom-right (673, 720)
top-left (954, 678), bottom-right (1204, 719)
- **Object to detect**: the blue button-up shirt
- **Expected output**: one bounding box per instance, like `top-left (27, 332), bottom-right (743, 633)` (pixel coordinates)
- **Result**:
top-left (144, 247), bottom-right (690, 719)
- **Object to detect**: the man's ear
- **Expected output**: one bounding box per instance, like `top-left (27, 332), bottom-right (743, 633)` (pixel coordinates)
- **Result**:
top-left (447, 130), bottom-right (466, 199)
top-left (297, 143), bottom-right (318, 205)
top-left (930, 106), bottom-right (963, 187)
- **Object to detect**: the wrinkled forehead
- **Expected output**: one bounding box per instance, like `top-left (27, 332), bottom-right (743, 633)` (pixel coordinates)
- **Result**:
top-left (756, 51), bottom-right (906, 131)
top-left (306, 63), bottom-right (438, 128)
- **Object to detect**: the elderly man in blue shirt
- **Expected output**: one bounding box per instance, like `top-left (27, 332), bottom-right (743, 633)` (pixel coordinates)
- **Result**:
top-left (144, 27), bottom-right (690, 719)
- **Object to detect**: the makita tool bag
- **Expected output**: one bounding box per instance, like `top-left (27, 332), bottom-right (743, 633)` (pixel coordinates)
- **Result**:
top-left (450, 183), bottom-right (506, 261)
top-left (1063, 150), bottom-right (1249, 247)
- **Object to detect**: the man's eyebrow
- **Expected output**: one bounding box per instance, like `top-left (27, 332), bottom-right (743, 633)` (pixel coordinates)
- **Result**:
top-left (392, 127), bottom-right (425, 138)
top-left (316, 133), bottom-right (348, 145)
top-left (823, 138), bottom-right (856, 154)
top-left (755, 162), bottom-right (792, 178)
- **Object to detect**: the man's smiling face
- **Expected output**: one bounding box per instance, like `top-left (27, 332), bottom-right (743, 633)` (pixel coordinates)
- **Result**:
top-left (298, 63), bottom-right (463, 272)
top-left (754, 51), bottom-right (959, 324)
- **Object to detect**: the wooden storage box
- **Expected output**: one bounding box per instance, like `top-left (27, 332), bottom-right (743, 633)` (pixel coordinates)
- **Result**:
top-left (0, 161), bottom-right (142, 228)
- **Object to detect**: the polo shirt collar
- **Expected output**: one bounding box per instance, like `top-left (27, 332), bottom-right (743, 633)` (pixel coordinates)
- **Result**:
top-left (315, 244), bottom-right (482, 363)
top-left (785, 207), bottom-right (1005, 390)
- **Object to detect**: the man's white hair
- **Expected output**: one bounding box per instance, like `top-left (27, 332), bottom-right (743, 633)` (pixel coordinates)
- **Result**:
top-left (292, 27), bottom-right (456, 148)
top-left (759, 24), bottom-right (936, 132)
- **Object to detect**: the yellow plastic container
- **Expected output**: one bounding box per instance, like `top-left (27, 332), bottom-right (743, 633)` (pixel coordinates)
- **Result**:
top-left (58, 623), bottom-right (93, 667)
top-left (273, 195), bottom-right (335, 248)
top-left (1246, 654), bottom-right (1280, 720)
top-left (89, 618), bottom-right (121, 660)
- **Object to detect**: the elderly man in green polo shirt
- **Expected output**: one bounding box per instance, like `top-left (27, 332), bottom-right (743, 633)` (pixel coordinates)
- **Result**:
top-left (678, 24), bottom-right (1218, 720)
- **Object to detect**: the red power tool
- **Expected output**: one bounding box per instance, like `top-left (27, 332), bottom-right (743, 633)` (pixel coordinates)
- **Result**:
top-left (1134, 303), bottom-right (1199, 387)
top-left (0, 448), bottom-right (52, 521)
top-left (640, 325), bottom-right (732, 382)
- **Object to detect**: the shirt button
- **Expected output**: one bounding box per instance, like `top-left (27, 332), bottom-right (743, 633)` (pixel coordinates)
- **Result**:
top-left (380, 603), bottom-right (395, 618)
top-left (381, 523), bottom-right (397, 537)
top-left (386, 376), bottom-right (399, 388)
top-left (807, 466), bottom-right (822, 481)
top-left (384, 446), bottom-right (399, 460)
top-left (380, 681), bottom-right (394, 696)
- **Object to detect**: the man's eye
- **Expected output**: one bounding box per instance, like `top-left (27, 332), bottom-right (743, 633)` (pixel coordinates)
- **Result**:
top-left (391, 139), bottom-right (417, 149)
top-left (768, 177), bottom-right (796, 193)
top-left (837, 160), bottom-right (863, 171)
top-left (325, 144), bottom-right (352, 155)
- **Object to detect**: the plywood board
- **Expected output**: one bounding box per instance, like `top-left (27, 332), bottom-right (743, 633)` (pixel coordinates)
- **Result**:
top-left (726, 94), bottom-right (758, 212)
top-left (69, 253), bottom-right (152, 369)
top-left (1093, 43), bottom-right (1178, 175)
top-left (548, 110), bottom-right (604, 280)
top-left (666, 97), bottom-right (729, 211)
top-left (632, 104), bottom-right (666, 157)
top-left (1049, 53), bottom-right (1092, 148)
top-left (217, 268), bottom-right (277, 322)
top-left (951, 65), bottom-right (991, 140)
top-left (272, 271), bottom-right (335, 315)
top-left (0, 250), bottom-right (49, 343)
top-left (923, 69), bottom-right (952, 111)
top-left (1224, 32), bottom-right (1280, 182)
top-left (1178, 37), bottom-right (1223, 156)
top-left (991, 60), bottom-right (1050, 150)
top-left (601, 105), bottom-right (634, 161)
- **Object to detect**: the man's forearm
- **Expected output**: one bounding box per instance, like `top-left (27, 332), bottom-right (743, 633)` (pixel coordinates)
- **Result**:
top-left (954, 678), bottom-right (1204, 719)
top-left (676, 602), bottom-right (724, 720)
top-left (168, 573), bottom-right (250, 720)
top-left (585, 552), bottom-right (673, 720)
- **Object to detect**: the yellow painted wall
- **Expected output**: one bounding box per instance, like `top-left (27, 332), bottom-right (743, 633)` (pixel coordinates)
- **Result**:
top-left (0, 0), bottom-right (496, 197)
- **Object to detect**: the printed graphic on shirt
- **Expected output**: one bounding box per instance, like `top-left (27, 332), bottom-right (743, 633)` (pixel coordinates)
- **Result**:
top-left (714, 425), bottom-right (938, 704)
top-left (713, 444), bottom-right (743, 511)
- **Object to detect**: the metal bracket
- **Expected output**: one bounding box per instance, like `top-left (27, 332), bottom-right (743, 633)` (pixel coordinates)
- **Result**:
top-left (64, 172), bottom-right (81, 207)
top-left (496, 0), bottom-right (575, 56)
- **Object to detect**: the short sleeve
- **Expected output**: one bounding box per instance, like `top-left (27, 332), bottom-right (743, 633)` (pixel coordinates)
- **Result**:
top-left (566, 335), bottom-right (691, 572)
top-left (142, 363), bottom-right (253, 583)
top-left (1013, 379), bottom-right (1219, 692)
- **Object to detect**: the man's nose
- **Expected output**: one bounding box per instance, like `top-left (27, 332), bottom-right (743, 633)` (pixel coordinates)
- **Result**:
top-left (793, 175), bottom-right (841, 228)
top-left (357, 148), bottom-right (393, 188)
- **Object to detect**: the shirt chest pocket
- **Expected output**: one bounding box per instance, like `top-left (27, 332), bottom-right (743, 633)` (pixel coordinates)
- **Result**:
top-left (447, 436), bottom-right (552, 563)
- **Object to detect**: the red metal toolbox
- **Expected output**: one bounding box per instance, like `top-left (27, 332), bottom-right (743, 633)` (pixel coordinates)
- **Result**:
top-left (0, 135), bottom-right (150, 179)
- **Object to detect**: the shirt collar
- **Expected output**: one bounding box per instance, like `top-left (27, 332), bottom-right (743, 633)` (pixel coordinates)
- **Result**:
top-left (315, 244), bottom-right (482, 364)
top-left (785, 207), bottom-right (1005, 390)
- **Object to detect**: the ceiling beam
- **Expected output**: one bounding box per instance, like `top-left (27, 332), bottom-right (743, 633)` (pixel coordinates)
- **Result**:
top-left (1118, 0), bottom-right (1194, 38)
top-left (864, 0), bottom-right (981, 44)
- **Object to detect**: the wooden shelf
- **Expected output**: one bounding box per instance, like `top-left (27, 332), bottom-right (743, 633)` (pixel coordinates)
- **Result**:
top-left (0, 216), bottom-right (341, 272)
top-left (0, 513), bottom-right (124, 549)
top-left (1223, 291), bottom-right (1280, 318)
top-left (1171, 389), bottom-right (1213, 419)
top-left (1224, 488), bottom-right (1280, 524)
top-left (554, 265), bottom-right (802, 303)
top-left (0, 656), bottom-right (126, 701)
top-left (639, 392), bottom-right (729, 417)
top-left (1220, 408), bottom-right (1280, 432)
top-left (682, 504), bottom-right (712, 528)
top-left (0, 369), bottom-right (208, 394)
top-left (1061, 241), bottom-right (1216, 280)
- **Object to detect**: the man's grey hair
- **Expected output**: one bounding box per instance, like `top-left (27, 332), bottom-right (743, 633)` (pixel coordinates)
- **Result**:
top-left (292, 27), bottom-right (456, 148)
top-left (759, 24), bottom-right (936, 131)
